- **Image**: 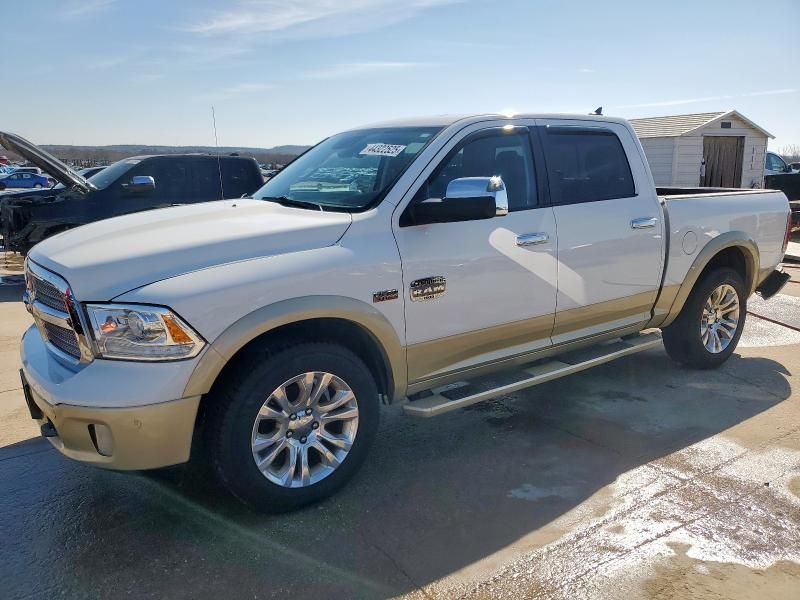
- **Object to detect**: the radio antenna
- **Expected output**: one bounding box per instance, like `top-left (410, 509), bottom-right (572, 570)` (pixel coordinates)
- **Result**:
top-left (211, 106), bottom-right (225, 199)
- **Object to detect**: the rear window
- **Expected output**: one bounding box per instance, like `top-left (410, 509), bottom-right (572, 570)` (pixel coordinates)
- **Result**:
top-left (543, 128), bottom-right (635, 204)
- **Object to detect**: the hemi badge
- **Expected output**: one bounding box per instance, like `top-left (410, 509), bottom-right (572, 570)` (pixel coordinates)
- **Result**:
top-left (373, 289), bottom-right (399, 303)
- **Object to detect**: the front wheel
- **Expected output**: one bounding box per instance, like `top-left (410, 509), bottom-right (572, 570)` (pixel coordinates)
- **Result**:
top-left (207, 342), bottom-right (379, 512)
top-left (662, 267), bottom-right (746, 369)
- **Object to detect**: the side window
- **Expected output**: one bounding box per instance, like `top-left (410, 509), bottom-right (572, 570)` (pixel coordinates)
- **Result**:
top-left (221, 159), bottom-right (256, 198)
top-left (415, 130), bottom-right (537, 212)
top-left (543, 128), bottom-right (635, 204)
top-left (767, 153), bottom-right (786, 171)
top-left (193, 160), bottom-right (223, 200)
top-left (128, 160), bottom-right (189, 201)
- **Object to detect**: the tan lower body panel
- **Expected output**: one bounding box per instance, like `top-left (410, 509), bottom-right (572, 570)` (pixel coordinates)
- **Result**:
top-left (552, 290), bottom-right (657, 342)
top-left (405, 291), bottom-right (661, 395)
top-left (406, 313), bottom-right (554, 383)
top-left (408, 292), bottom-right (656, 385)
top-left (31, 390), bottom-right (200, 470)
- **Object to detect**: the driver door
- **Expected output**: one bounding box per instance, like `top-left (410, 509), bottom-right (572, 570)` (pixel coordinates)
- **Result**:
top-left (393, 124), bottom-right (558, 384)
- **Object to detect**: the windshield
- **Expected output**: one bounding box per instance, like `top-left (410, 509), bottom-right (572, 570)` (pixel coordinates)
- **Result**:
top-left (53, 167), bottom-right (103, 190)
top-left (252, 126), bottom-right (443, 210)
top-left (86, 158), bottom-right (142, 190)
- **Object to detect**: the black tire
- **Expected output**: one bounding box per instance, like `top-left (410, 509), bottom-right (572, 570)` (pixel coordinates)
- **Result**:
top-left (207, 342), bottom-right (379, 512)
top-left (662, 267), bottom-right (747, 369)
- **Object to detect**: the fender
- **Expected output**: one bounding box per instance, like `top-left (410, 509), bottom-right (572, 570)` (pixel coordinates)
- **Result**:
top-left (183, 295), bottom-right (407, 401)
top-left (653, 231), bottom-right (760, 329)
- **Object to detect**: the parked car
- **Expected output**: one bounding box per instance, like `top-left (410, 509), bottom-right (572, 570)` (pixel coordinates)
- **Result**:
top-left (0, 132), bottom-right (264, 252)
top-left (763, 152), bottom-right (800, 227)
top-left (0, 171), bottom-right (51, 190)
top-left (789, 162), bottom-right (800, 174)
top-left (10, 166), bottom-right (42, 175)
top-left (14, 114), bottom-right (791, 512)
top-left (765, 151), bottom-right (794, 176)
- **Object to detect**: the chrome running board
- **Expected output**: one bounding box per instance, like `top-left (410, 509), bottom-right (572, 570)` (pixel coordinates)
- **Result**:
top-left (403, 331), bottom-right (662, 418)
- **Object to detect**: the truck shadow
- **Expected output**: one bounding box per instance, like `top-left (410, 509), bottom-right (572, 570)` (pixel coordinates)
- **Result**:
top-left (0, 349), bottom-right (792, 599)
top-left (144, 349), bottom-right (791, 597)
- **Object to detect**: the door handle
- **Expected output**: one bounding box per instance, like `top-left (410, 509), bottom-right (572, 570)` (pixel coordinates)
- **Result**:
top-left (631, 217), bottom-right (658, 229)
top-left (516, 232), bottom-right (549, 246)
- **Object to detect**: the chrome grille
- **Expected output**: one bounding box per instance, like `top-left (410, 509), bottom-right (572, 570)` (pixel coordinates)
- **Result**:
top-left (42, 321), bottom-right (81, 359)
top-left (30, 275), bottom-right (67, 312)
top-left (26, 261), bottom-right (91, 363)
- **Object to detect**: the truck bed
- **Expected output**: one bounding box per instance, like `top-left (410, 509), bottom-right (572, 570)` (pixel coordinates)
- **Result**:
top-left (657, 186), bottom-right (779, 197)
top-left (657, 187), bottom-right (799, 231)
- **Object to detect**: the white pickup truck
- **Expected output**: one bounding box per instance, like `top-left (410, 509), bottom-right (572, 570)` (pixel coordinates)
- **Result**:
top-left (7, 114), bottom-right (792, 512)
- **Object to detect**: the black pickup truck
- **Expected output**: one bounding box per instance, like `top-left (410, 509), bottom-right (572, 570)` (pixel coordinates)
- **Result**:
top-left (0, 132), bottom-right (264, 253)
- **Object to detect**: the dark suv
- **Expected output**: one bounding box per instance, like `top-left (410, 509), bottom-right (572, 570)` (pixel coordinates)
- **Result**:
top-left (0, 132), bottom-right (264, 253)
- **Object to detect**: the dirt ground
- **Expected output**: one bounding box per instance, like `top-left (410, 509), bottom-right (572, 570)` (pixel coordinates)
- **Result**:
top-left (1, 249), bottom-right (799, 599)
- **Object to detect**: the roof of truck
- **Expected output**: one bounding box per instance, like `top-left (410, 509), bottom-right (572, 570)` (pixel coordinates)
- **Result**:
top-left (124, 153), bottom-right (255, 161)
top-left (354, 113), bottom-right (633, 130)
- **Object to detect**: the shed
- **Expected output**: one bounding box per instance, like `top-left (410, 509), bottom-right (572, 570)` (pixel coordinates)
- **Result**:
top-left (630, 110), bottom-right (773, 189)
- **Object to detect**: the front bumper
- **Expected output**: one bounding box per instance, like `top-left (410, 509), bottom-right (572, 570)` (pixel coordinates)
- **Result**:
top-left (20, 324), bottom-right (202, 470)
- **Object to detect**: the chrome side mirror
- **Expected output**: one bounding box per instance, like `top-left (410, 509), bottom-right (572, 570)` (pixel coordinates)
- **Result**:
top-left (412, 176), bottom-right (509, 225)
top-left (444, 176), bottom-right (509, 216)
top-left (125, 175), bottom-right (155, 195)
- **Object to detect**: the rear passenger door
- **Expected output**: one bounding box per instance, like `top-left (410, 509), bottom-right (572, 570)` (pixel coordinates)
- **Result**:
top-left (537, 120), bottom-right (664, 343)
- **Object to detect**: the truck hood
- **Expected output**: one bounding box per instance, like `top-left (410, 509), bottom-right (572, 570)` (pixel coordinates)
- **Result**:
top-left (0, 131), bottom-right (95, 193)
top-left (29, 199), bottom-right (352, 300)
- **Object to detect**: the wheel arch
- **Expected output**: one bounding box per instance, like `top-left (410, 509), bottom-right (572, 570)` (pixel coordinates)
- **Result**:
top-left (184, 295), bottom-right (407, 406)
top-left (658, 231), bottom-right (759, 329)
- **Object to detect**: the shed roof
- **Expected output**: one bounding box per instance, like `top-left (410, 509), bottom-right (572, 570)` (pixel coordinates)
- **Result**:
top-left (630, 110), bottom-right (774, 139)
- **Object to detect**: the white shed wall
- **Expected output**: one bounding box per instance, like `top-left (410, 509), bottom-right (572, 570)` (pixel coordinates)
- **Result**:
top-left (638, 137), bottom-right (674, 186)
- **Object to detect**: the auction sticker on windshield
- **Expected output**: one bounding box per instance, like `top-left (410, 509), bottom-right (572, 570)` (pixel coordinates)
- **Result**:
top-left (360, 143), bottom-right (406, 157)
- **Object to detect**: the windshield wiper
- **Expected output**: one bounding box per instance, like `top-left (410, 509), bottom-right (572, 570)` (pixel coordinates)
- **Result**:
top-left (261, 196), bottom-right (324, 211)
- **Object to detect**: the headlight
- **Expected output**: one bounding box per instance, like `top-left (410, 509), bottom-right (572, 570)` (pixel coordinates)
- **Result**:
top-left (85, 304), bottom-right (205, 361)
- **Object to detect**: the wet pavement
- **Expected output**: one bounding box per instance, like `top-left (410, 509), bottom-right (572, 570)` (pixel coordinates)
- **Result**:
top-left (1, 254), bottom-right (799, 599)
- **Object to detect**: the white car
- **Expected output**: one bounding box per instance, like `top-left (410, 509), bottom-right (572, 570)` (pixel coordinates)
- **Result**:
top-left (11, 113), bottom-right (792, 512)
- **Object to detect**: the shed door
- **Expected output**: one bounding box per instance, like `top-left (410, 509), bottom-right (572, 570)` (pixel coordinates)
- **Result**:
top-left (702, 136), bottom-right (744, 187)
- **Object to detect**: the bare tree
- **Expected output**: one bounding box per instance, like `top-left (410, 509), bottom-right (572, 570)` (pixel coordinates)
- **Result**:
top-left (778, 144), bottom-right (800, 163)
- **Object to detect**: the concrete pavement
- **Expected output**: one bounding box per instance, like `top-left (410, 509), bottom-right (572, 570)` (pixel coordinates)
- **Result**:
top-left (1, 252), bottom-right (799, 599)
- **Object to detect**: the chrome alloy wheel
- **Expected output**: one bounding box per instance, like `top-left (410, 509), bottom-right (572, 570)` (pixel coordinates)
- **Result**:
top-left (700, 284), bottom-right (740, 354)
top-left (250, 372), bottom-right (359, 488)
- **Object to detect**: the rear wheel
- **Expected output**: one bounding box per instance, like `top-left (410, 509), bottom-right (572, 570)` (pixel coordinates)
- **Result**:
top-left (662, 267), bottom-right (746, 369)
top-left (207, 342), bottom-right (379, 512)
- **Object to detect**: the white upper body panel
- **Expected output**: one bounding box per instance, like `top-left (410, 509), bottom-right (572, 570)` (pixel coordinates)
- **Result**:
top-left (660, 190), bottom-right (789, 288)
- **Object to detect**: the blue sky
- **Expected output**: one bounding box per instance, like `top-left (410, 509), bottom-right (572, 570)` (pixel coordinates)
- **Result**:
top-left (5, 0), bottom-right (799, 149)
